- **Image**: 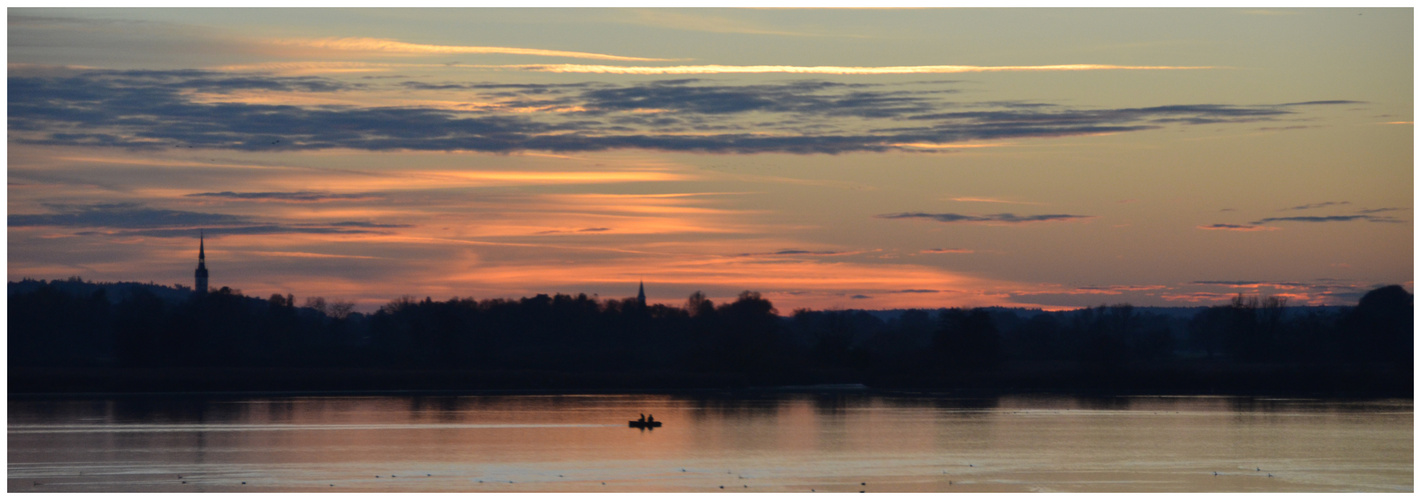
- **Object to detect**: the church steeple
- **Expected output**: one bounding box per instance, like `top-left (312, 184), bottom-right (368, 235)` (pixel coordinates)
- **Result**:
top-left (637, 280), bottom-right (646, 307)
top-left (194, 230), bottom-right (209, 295)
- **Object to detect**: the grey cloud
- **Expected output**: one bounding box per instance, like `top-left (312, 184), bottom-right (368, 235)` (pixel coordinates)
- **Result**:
top-left (906, 104), bottom-right (1288, 126)
top-left (1284, 201), bottom-right (1350, 211)
top-left (1197, 223), bottom-right (1270, 230)
top-left (1278, 100), bottom-right (1365, 106)
top-left (575, 80), bottom-right (938, 118)
top-left (1251, 215), bottom-right (1403, 224)
top-left (400, 81), bottom-right (599, 93)
top-left (9, 70), bottom-right (1362, 155)
top-left (875, 212), bottom-right (1093, 224)
top-left (9, 202), bottom-right (406, 237)
top-left (11, 71), bottom-right (551, 151)
top-left (10, 203), bottom-right (248, 229)
top-left (1075, 285), bottom-right (1165, 291)
top-left (1357, 207), bottom-right (1405, 214)
top-left (920, 248), bottom-right (973, 254)
top-left (106, 225), bottom-right (396, 238)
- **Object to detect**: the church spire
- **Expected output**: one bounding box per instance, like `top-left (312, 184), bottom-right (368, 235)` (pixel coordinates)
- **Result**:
top-left (637, 280), bottom-right (646, 307)
top-left (194, 230), bottom-right (209, 295)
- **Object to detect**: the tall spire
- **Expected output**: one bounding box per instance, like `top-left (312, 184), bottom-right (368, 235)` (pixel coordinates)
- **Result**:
top-left (637, 280), bottom-right (646, 307)
top-left (194, 230), bottom-right (209, 295)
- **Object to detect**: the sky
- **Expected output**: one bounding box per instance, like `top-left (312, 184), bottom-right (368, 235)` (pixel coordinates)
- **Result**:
top-left (7, 8), bottom-right (1414, 312)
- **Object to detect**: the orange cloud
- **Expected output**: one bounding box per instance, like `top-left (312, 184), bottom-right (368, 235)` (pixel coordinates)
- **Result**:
top-left (214, 62), bottom-right (1212, 77)
top-left (218, 168), bottom-right (692, 194)
top-left (1013, 284), bottom-right (1168, 296)
top-left (427, 170), bottom-right (688, 185)
top-left (243, 250), bottom-right (387, 260)
top-left (948, 196), bottom-right (1045, 205)
top-left (428, 256), bottom-right (1034, 310)
top-left (264, 37), bottom-right (673, 62)
top-left (473, 63), bottom-right (1217, 75)
top-left (890, 142), bottom-right (1008, 150)
top-left (206, 61), bottom-right (408, 75)
top-left (1160, 292), bottom-right (1237, 303)
top-left (446, 192), bottom-right (760, 238)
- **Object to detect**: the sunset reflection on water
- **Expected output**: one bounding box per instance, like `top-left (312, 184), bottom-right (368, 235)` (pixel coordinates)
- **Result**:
top-left (8, 393), bottom-right (1412, 492)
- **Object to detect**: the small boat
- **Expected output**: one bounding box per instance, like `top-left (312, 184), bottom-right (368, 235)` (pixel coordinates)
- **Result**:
top-left (628, 420), bottom-right (662, 428)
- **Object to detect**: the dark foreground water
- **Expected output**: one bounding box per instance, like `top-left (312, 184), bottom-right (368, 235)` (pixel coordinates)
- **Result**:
top-left (7, 392), bottom-right (1412, 492)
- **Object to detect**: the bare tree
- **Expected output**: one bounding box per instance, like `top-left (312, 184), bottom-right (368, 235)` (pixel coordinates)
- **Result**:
top-left (328, 300), bottom-right (355, 320)
top-left (304, 296), bottom-right (328, 316)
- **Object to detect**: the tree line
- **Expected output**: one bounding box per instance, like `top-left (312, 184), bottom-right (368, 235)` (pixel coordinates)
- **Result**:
top-left (8, 278), bottom-right (1412, 395)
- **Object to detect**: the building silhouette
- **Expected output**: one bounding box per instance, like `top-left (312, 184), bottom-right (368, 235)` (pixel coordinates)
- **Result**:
top-left (637, 280), bottom-right (646, 307)
top-left (194, 230), bottom-right (208, 295)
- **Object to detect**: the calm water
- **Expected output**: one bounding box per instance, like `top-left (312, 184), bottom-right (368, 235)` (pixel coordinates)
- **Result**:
top-left (7, 392), bottom-right (1412, 492)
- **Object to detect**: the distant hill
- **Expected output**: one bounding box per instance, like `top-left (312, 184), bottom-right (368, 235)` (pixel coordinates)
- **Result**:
top-left (852, 305), bottom-right (1348, 322)
top-left (9, 279), bottom-right (1353, 319)
top-left (9, 277), bottom-right (198, 304)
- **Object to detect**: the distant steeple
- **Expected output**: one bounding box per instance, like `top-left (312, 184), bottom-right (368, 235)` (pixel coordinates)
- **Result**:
top-left (194, 230), bottom-right (209, 295)
top-left (637, 280), bottom-right (646, 307)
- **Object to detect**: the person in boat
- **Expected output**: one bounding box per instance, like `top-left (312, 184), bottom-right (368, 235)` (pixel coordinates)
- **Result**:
top-left (647, 414), bottom-right (655, 424)
top-left (638, 414), bottom-right (646, 423)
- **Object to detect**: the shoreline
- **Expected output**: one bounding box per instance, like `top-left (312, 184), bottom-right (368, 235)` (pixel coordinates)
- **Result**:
top-left (10, 365), bottom-right (1411, 400)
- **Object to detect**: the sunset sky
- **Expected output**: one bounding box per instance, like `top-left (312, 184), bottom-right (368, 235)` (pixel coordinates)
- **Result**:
top-left (7, 8), bottom-right (1413, 312)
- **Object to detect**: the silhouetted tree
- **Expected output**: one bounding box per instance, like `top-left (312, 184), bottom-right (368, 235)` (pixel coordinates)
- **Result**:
top-left (933, 308), bottom-right (1002, 374)
top-left (1337, 285), bottom-right (1413, 367)
top-left (8, 278), bottom-right (1413, 396)
top-left (685, 291), bottom-right (715, 318)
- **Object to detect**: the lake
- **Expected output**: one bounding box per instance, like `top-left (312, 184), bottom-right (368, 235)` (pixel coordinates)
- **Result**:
top-left (7, 392), bottom-right (1412, 492)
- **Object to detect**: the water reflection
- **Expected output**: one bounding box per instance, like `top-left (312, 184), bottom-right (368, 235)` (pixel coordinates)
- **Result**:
top-left (809, 393), bottom-right (861, 416)
top-left (8, 393), bottom-right (1412, 493)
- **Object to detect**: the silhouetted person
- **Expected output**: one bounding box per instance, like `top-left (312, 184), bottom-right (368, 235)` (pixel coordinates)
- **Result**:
top-left (647, 414), bottom-right (655, 423)
top-left (639, 413), bottom-right (646, 423)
